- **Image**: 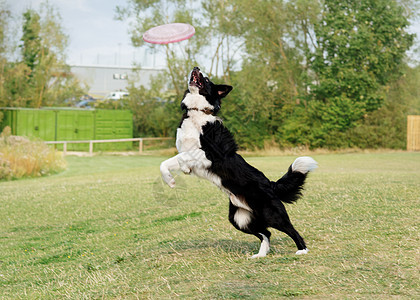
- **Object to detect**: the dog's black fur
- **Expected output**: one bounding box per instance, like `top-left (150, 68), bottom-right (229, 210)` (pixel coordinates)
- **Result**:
top-left (160, 67), bottom-right (317, 257)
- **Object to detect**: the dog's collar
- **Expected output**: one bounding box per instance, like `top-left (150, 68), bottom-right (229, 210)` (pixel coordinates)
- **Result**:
top-left (188, 108), bottom-right (214, 115)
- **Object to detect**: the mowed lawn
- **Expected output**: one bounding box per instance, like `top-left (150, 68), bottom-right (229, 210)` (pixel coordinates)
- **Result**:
top-left (0, 152), bottom-right (418, 299)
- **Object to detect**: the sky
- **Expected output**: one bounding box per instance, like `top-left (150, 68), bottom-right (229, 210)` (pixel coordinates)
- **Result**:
top-left (6, 0), bottom-right (420, 68)
top-left (7, 0), bottom-right (162, 68)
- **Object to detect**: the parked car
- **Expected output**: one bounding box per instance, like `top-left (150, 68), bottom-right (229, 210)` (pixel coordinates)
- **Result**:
top-left (75, 95), bottom-right (97, 108)
top-left (76, 99), bottom-right (96, 108)
top-left (104, 91), bottom-right (129, 100)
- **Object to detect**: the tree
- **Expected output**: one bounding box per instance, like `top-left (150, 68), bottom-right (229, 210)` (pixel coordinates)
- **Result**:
top-left (0, 1), bottom-right (11, 123)
top-left (307, 0), bottom-right (414, 142)
top-left (119, 0), bottom-right (316, 146)
top-left (118, 0), bottom-right (245, 98)
top-left (213, 0), bottom-right (322, 148)
top-left (343, 64), bottom-right (420, 149)
top-left (118, 0), bottom-right (247, 141)
top-left (118, 0), bottom-right (201, 98)
top-left (118, 0), bottom-right (417, 149)
top-left (0, 2), bottom-right (86, 109)
top-left (19, 4), bottom-right (85, 108)
top-left (21, 9), bottom-right (42, 72)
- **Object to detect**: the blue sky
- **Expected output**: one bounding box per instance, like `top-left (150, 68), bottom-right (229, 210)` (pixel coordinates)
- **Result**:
top-left (7, 0), bottom-right (420, 67)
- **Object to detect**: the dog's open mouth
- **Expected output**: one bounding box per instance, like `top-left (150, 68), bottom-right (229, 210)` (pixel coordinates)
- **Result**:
top-left (189, 67), bottom-right (204, 89)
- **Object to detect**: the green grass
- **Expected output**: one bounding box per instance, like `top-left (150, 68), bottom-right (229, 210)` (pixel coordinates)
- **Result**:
top-left (0, 153), bottom-right (418, 299)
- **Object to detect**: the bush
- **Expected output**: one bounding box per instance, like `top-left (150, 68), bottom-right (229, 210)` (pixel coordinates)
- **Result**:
top-left (0, 127), bottom-right (66, 180)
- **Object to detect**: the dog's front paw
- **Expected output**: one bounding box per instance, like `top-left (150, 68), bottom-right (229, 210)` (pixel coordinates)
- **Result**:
top-left (180, 165), bottom-right (191, 174)
top-left (160, 162), bottom-right (176, 188)
top-left (167, 177), bottom-right (176, 188)
top-left (295, 248), bottom-right (309, 255)
top-left (161, 168), bottom-right (175, 188)
top-left (161, 172), bottom-right (176, 188)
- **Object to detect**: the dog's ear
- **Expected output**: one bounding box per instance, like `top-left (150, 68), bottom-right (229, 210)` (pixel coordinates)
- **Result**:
top-left (216, 85), bottom-right (233, 98)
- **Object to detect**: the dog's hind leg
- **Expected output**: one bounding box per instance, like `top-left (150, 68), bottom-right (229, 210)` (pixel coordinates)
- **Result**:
top-left (282, 225), bottom-right (308, 255)
top-left (266, 206), bottom-right (308, 255)
top-left (251, 230), bottom-right (272, 259)
top-left (274, 222), bottom-right (308, 255)
top-left (228, 202), bottom-right (272, 258)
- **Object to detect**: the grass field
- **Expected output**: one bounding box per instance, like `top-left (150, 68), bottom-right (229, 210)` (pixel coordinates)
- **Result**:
top-left (0, 152), bottom-right (419, 299)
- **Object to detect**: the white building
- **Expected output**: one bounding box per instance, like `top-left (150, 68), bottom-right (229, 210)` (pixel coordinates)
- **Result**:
top-left (70, 65), bottom-right (165, 98)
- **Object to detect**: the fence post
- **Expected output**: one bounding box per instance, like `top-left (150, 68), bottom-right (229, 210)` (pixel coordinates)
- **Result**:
top-left (89, 141), bottom-right (93, 156)
top-left (407, 115), bottom-right (420, 151)
top-left (63, 142), bottom-right (67, 156)
top-left (139, 138), bottom-right (143, 154)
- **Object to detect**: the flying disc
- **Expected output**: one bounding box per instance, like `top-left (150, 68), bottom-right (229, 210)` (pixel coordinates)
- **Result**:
top-left (143, 23), bottom-right (195, 44)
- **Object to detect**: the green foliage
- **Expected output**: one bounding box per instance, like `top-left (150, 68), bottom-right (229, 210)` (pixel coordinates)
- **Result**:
top-left (220, 68), bottom-right (278, 149)
top-left (21, 9), bottom-right (42, 72)
top-left (0, 1), bottom-right (86, 109)
top-left (120, 0), bottom-right (418, 149)
top-left (343, 65), bottom-right (420, 149)
top-left (306, 0), bottom-right (415, 144)
top-left (127, 94), bottom-right (180, 138)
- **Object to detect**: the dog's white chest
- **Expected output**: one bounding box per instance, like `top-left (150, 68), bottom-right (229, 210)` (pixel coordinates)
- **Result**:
top-left (176, 112), bottom-right (215, 153)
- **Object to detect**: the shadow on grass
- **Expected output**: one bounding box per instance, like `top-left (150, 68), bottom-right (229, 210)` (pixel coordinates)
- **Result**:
top-left (159, 237), bottom-right (293, 257)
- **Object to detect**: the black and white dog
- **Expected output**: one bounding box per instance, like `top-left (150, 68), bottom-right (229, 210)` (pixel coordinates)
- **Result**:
top-left (160, 67), bottom-right (317, 258)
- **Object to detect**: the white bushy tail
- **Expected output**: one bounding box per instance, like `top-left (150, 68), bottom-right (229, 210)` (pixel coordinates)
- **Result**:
top-left (291, 156), bottom-right (318, 174)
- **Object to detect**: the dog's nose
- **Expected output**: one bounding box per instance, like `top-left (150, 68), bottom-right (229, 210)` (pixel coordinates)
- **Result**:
top-left (193, 66), bottom-right (200, 72)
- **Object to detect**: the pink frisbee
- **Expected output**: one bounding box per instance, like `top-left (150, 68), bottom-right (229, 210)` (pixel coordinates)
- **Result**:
top-left (143, 23), bottom-right (195, 44)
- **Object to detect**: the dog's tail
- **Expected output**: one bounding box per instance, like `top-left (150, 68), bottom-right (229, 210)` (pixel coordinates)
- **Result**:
top-left (273, 157), bottom-right (318, 204)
